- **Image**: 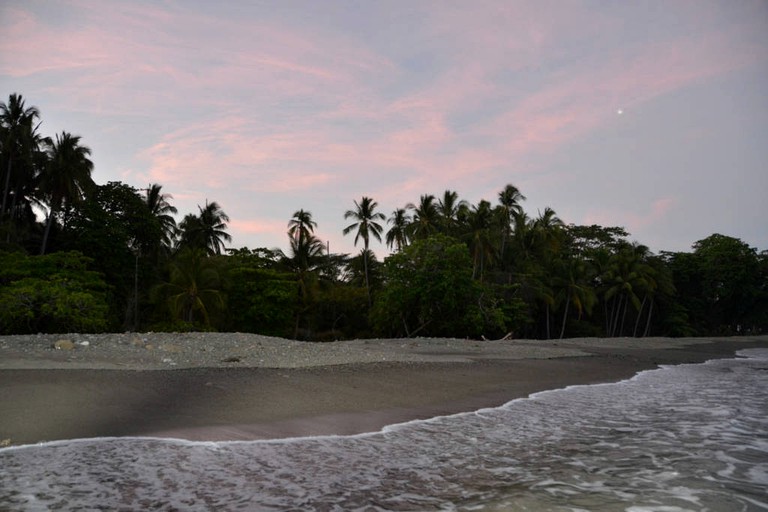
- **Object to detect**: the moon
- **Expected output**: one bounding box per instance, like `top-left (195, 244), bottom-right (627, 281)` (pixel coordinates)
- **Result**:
top-left (617, 109), bottom-right (624, 115)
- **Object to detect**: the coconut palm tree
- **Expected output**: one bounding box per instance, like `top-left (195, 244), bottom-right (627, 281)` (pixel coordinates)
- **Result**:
top-left (437, 189), bottom-right (468, 236)
top-left (554, 257), bottom-right (597, 339)
top-left (38, 132), bottom-right (95, 254)
top-left (406, 194), bottom-right (439, 240)
top-left (1, 93), bottom-right (42, 217)
top-left (386, 207), bottom-right (411, 252)
top-left (177, 201), bottom-right (231, 255)
top-left (144, 183), bottom-right (177, 253)
top-left (1, 94), bottom-right (48, 244)
top-left (279, 229), bottom-right (326, 339)
top-left (497, 184), bottom-right (527, 266)
top-left (464, 200), bottom-right (496, 281)
top-left (288, 209), bottom-right (317, 248)
top-left (160, 248), bottom-right (225, 326)
top-left (602, 243), bottom-right (648, 336)
top-left (197, 201), bottom-right (231, 255)
top-left (343, 196), bottom-right (385, 304)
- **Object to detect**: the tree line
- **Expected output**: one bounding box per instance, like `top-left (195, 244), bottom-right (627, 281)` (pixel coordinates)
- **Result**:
top-left (2, 93), bottom-right (766, 338)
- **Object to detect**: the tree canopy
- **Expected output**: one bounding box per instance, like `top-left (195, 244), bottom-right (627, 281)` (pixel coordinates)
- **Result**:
top-left (2, 92), bottom-right (766, 338)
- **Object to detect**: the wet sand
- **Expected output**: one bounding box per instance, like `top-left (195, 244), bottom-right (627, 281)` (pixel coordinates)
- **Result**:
top-left (1, 336), bottom-right (766, 446)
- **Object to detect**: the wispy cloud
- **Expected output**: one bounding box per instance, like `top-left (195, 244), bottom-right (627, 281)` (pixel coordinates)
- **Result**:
top-left (2, 0), bottom-right (765, 253)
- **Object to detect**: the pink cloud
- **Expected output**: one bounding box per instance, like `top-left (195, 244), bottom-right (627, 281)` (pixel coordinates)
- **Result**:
top-left (583, 197), bottom-right (677, 235)
top-left (229, 218), bottom-right (286, 237)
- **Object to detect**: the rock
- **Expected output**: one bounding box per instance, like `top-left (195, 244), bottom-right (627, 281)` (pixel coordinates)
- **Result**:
top-left (54, 339), bottom-right (75, 350)
top-left (130, 337), bottom-right (145, 347)
top-left (160, 343), bottom-right (182, 353)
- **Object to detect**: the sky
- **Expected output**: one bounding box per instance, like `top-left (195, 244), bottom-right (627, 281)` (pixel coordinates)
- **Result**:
top-left (1, 0), bottom-right (767, 257)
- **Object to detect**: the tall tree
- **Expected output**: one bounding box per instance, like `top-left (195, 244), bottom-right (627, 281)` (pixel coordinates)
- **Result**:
top-left (156, 249), bottom-right (225, 327)
top-left (554, 257), bottom-right (596, 339)
top-left (497, 184), bottom-right (526, 266)
top-left (386, 207), bottom-right (411, 252)
top-left (1, 94), bottom-right (48, 245)
top-left (38, 132), bottom-right (94, 254)
top-left (177, 201), bottom-right (231, 255)
top-left (437, 189), bottom-right (468, 236)
top-left (407, 194), bottom-right (439, 240)
top-left (1, 94), bottom-right (42, 218)
top-left (144, 183), bottom-right (178, 254)
top-left (288, 209), bottom-right (317, 248)
top-left (343, 196), bottom-right (385, 303)
top-left (464, 200), bottom-right (496, 281)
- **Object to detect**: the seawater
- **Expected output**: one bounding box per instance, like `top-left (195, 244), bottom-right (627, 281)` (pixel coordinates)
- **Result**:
top-left (2, 349), bottom-right (767, 512)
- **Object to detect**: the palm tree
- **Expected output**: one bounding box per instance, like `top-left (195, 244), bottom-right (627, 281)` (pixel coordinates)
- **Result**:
top-left (386, 207), bottom-right (411, 252)
top-left (159, 249), bottom-right (225, 326)
top-left (177, 201), bottom-right (231, 255)
top-left (407, 194), bottom-right (439, 240)
top-left (288, 209), bottom-right (317, 248)
top-left (437, 189), bottom-right (468, 235)
top-left (464, 200), bottom-right (496, 281)
top-left (1, 94), bottom-right (48, 244)
top-left (343, 196), bottom-right (385, 304)
top-left (197, 201), bottom-right (231, 255)
top-left (602, 243), bottom-right (648, 336)
top-left (1, 93), bottom-right (42, 218)
top-left (279, 230), bottom-right (326, 339)
top-left (38, 132), bottom-right (95, 254)
top-left (554, 257), bottom-right (597, 339)
top-left (144, 183), bottom-right (177, 253)
top-left (497, 184), bottom-right (526, 267)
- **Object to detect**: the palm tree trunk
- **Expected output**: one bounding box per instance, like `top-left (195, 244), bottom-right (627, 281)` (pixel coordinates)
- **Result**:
top-left (363, 246), bottom-right (371, 307)
top-left (6, 183), bottom-right (19, 243)
top-left (619, 296), bottom-right (629, 336)
top-left (40, 206), bottom-right (56, 255)
top-left (1, 158), bottom-right (12, 218)
top-left (643, 298), bottom-right (655, 337)
top-left (559, 296), bottom-right (570, 339)
top-left (633, 295), bottom-right (647, 337)
top-left (610, 295), bottom-right (623, 337)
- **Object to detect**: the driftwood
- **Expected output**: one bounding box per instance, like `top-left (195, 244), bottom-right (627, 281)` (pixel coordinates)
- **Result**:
top-left (481, 332), bottom-right (514, 341)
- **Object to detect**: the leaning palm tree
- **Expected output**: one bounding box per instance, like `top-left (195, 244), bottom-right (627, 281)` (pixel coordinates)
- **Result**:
top-left (38, 132), bottom-right (95, 254)
top-left (343, 196), bottom-right (385, 304)
top-left (386, 207), bottom-right (411, 252)
top-left (554, 257), bottom-right (597, 339)
top-left (144, 183), bottom-right (178, 253)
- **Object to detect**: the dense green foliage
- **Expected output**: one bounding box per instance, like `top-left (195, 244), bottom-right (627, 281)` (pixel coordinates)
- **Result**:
top-left (2, 92), bottom-right (766, 338)
top-left (0, 251), bottom-right (109, 333)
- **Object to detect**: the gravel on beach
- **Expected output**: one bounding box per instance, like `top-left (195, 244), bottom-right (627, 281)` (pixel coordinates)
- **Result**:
top-left (2, 332), bottom-right (766, 371)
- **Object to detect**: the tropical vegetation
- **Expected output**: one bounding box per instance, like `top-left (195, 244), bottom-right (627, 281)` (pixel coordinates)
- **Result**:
top-left (2, 93), bottom-right (766, 338)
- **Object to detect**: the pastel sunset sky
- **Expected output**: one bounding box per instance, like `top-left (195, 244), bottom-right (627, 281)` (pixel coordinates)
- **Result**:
top-left (2, 0), bottom-right (767, 256)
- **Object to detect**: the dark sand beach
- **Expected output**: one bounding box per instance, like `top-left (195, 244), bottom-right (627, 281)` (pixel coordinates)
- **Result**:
top-left (1, 334), bottom-right (767, 446)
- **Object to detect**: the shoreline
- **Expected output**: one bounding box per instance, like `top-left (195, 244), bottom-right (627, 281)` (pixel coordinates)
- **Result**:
top-left (2, 335), bottom-right (767, 446)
